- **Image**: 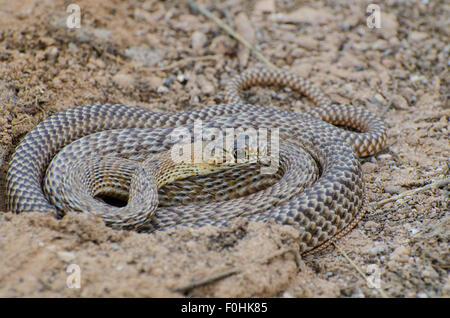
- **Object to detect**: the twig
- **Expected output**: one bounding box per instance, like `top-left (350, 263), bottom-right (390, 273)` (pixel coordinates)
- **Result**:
top-left (333, 243), bottom-right (389, 298)
top-left (171, 247), bottom-right (301, 293)
top-left (369, 177), bottom-right (450, 209)
top-left (171, 267), bottom-right (241, 293)
top-left (380, 78), bottom-right (397, 117)
top-left (260, 248), bottom-right (302, 267)
top-left (188, 0), bottom-right (281, 71)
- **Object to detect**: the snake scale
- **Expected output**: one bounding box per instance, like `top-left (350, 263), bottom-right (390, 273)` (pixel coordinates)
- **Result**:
top-left (5, 68), bottom-right (387, 254)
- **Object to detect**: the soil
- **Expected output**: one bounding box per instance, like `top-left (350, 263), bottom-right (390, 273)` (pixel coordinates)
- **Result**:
top-left (0, 0), bottom-right (448, 297)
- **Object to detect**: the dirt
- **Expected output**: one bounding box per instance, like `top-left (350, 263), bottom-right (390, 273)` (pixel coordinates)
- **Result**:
top-left (0, 0), bottom-right (448, 297)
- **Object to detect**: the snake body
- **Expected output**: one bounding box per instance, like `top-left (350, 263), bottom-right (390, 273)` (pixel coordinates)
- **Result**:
top-left (6, 68), bottom-right (387, 254)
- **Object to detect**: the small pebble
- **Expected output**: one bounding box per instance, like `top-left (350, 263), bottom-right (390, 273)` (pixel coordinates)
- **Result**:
top-left (392, 95), bottom-right (408, 109)
top-left (164, 76), bottom-right (174, 87)
top-left (282, 291), bottom-right (294, 298)
top-left (384, 185), bottom-right (404, 194)
top-left (57, 251), bottom-right (76, 262)
top-left (46, 46), bottom-right (59, 62)
top-left (191, 31), bottom-right (207, 51)
top-left (374, 93), bottom-right (386, 104)
top-left (391, 245), bottom-right (410, 263)
top-left (110, 243), bottom-right (120, 251)
top-left (341, 21), bottom-right (350, 31)
top-left (368, 244), bottom-right (387, 256)
top-left (421, 266), bottom-right (439, 280)
top-left (377, 154), bottom-right (392, 160)
top-left (365, 220), bottom-right (378, 232)
top-left (112, 73), bottom-right (135, 89)
top-left (362, 162), bottom-right (377, 174)
top-left (146, 76), bottom-right (163, 90)
top-left (157, 86), bottom-right (169, 94)
top-left (177, 74), bottom-right (187, 84)
top-left (408, 31), bottom-right (428, 42)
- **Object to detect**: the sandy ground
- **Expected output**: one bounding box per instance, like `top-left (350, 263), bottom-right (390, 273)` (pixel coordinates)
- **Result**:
top-left (0, 0), bottom-right (448, 297)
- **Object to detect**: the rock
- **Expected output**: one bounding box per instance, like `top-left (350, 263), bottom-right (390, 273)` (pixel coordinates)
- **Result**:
top-left (443, 275), bottom-right (450, 296)
top-left (255, 0), bottom-right (275, 13)
top-left (377, 154), bottom-right (392, 160)
top-left (46, 46), bottom-right (59, 62)
top-left (384, 185), bottom-right (404, 194)
top-left (164, 76), bottom-right (175, 87)
top-left (57, 251), bottom-right (76, 262)
top-left (368, 244), bottom-right (387, 256)
top-left (362, 162), bottom-right (377, 174)
top-left (191, 31), bottom-right (207, 51)
top-left (391, 245), bottom-right (410, 263)
top-left (134, 8), bottom-right (155, 24)
top-left (177, 74), bottom-right (187, 84)
top-left (124, 45), bottom-right (162, 67)
top-left (282, 291), bottom-right (294, 298)
top-left (209, 35), bottom-right (234, 55)
top-left (112, 73), bottom-right (135, 89)
top-left (198, 75), bottom-right (215, 95)
top-left (392, 95), bottom-right (409, 109)
top-left (408, 31), bottom-right (428, 43)
top-left (296, 36), bottom-right (319, 51)
top-left (377, 12), bottom-right (398, 39)
top-left (277, 7), bottom-right (333, 25)
top-left (405, 133), bottom-right (419, 146)
top-left (421, 266), bottom-right (439, 280)
top-left (371, 39), bottom-right (389, 51)
top-left (146, 76), bottom-right (163, 90)
top-left (291, 64), bottom-right (312, 78)
top-left (36, 46), bottom-right (59, 62)
top-left (374, 93), bottom-right (386, 104)
top-left (365, 221), bottom-right (379, 232)
top-left (89, 58), bottom-right (106, 69)
top-left (157, 86), bottom-right (169, 94)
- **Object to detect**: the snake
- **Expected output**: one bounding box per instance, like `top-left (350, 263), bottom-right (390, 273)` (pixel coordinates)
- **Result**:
top-left (5, 68), bottom-right (387, 254)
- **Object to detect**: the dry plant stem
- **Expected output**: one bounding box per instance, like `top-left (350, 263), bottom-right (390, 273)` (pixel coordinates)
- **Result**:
top-left (172, 248), bottom-right (301, 293)
top-left (188, 0), bottom-right (281, 71)
top-left (260, 248), bottom-right (302, 267)
top-left (380, 78), bottom-right (398, 117)
top-left (333, 243), bottom-right (389, 298)
top-left (370, 177), bottom-right (450, 209)
top-left (172, 267), bottom-right (241, 293)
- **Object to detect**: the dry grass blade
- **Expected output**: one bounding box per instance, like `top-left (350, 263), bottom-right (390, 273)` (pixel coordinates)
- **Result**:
top-left (188, 0), bottom-right (281, 71)
top-left (370, 177), bottom-right (450, 209)
top-left (171, 267), bottom-right (241, 293)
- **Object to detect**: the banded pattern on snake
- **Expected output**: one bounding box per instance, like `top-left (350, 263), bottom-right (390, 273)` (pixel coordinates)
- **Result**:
top-left (5, 68), bottom-right (387, 254)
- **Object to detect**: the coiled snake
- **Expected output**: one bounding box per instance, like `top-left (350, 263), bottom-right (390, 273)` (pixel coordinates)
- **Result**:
top-left (5, 68), bottom-right (387, 254)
